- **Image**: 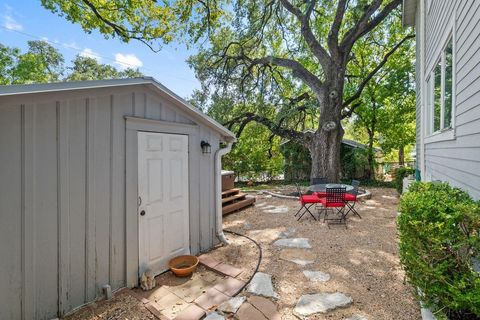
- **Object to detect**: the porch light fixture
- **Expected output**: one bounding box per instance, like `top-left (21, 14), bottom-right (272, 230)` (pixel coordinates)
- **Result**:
top-left (201, 140), bottom-right (211, 154)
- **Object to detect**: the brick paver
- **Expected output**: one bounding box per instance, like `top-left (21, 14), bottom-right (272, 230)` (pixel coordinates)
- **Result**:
top-left (213, 263), bottom-right (244, 278)
top-left (194, 287), bottom-right (230, 310)
top-left (213, 277), bottom-right (246, 297)
top-left (174, 304), bottom-right (205, 320)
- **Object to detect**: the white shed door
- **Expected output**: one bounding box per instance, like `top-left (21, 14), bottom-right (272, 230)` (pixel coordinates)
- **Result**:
top-left (138, 132), bottom-right (189, 276)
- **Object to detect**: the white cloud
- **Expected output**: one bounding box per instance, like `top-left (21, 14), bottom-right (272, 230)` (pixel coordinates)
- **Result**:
top-left (3, 15), bottom-right (23, 31)
top-left (114, 53), bottom-right (143, 70)
top-left (80, 48), bottom-right (102, 61)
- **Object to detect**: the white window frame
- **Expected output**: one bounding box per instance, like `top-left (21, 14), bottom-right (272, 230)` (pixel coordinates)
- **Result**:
top-left (425, 28), bottom-right (456, 143)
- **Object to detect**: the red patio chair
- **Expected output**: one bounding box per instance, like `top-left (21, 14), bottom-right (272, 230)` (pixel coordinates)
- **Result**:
top-left (294, 184), bottom-right (321, 221)
top-left (345, 180), bottom-right (361, 218)
top-left (320, 187), bottom-right (347, 228)
top-left (310, 177), bottom-right (327, 198)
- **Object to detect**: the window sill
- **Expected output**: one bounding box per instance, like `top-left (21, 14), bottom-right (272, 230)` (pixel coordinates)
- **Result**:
top-left (425, 128), bottom-right (456, 143)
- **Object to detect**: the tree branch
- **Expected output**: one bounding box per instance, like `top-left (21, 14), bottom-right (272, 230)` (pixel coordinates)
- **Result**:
top-left (278, 0), bottom-right (331, 69)
top-left (341, 34), bottom-right (414, 118)
top-left (81, 0), bottom-right (161, 52)
top-left (223, 112), bottom-right (306, 144)
top-left (341, 0), bottom-right (402, 53)
top-left (249, 56), bottom-right (323, 91)
top-left (328, 0), bottom-right (348, 56)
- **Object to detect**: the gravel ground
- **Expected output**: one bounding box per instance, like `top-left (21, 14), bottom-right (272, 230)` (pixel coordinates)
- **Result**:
top-left (65, 187), bottom-right (420, 320)
top-left (64, 290), bottom-right (155, 320)
top-left (223, 187), bottom-right (421, 319)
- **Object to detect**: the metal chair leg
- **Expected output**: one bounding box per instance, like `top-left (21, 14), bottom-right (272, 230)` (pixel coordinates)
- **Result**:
top-left (345, 202), bottom-right (361, 218)
top-left (297, 204), bottom-right (317, 221)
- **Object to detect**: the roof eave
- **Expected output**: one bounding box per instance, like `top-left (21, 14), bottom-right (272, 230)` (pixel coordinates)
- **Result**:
top-left (402, 0), bottom-right (417, 28)
top-left (0, 77), bottom-right (236, 142)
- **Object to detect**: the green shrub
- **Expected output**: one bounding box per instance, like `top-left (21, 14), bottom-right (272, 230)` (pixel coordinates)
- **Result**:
top-left (398, 182), bottom-right (480, 319)
top-left (395, 166), bottom-right (415, 194)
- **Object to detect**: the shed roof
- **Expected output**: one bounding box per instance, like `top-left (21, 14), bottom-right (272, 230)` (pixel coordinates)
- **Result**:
top-left (0, 77), bottom-right (236, 142)
top-left (402, 0), bottom-right (417, 27)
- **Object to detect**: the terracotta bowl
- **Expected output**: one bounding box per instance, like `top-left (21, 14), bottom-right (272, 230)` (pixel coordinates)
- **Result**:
top-left (168, 255), bottom-right (199, 277)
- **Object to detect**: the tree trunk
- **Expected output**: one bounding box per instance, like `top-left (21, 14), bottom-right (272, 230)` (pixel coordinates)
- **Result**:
top-left (398, 145), bottom-right (405, 166)
top-left (309, 78), bottom-right (344, 183)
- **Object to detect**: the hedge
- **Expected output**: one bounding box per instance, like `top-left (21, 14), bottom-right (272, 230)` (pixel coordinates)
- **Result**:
top-left (395, 166), bottom-right (415, 194)
top-left (398, 182), bottom-right (480, 319)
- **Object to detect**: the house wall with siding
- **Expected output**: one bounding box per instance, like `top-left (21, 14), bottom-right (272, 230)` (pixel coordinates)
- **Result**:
top-left (420, 0), bottom-right (480, 199)
top-left (0, 84), bottom-right (221, 319)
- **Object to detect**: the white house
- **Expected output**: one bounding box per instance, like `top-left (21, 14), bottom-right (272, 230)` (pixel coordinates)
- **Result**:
top-left (0, 77), bottom-right (236, 319)
top-left (403, 0), bottom-right (480, 200)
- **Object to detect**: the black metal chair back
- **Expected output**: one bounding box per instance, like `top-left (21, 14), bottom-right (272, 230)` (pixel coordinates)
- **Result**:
top-left (326, 187), bottom-right (346, 204)
top-left (351, 180), bottom-right (360, 195)
top-left (311, 177), bottom-right (327, 185)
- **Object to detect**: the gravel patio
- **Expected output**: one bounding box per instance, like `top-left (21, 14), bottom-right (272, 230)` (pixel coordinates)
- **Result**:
top-left (221, 186), bottom-right (421, 319)
top-left (65, 186), bottom-right (420, 319)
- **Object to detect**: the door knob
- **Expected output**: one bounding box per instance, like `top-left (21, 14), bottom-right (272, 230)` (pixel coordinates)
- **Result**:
top-left (140, 210), bottom-right (146, 216)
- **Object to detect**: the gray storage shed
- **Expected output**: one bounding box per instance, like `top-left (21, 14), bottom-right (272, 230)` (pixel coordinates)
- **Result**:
top-left (0, 77), bottom-right (236, 319)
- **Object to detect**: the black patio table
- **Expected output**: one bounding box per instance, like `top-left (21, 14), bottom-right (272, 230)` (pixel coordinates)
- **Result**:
top-left (309, 183), bottom-right (354, 193)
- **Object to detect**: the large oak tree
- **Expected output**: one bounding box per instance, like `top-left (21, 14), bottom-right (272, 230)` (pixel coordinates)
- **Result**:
top-left (42, 0), bottom-right (413, 181)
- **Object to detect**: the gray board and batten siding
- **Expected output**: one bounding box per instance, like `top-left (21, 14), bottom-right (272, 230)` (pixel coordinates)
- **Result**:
top-left (406, 0), bottom-right (480, 200)
top-left (0, 78), bottom-right (235, 319)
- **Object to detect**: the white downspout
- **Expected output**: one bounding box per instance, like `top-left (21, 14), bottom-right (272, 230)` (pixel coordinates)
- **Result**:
top-left (214, 141), bottom-right (233, 244)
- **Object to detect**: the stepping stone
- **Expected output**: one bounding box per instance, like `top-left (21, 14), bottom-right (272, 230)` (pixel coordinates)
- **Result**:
top-left (303, 270), bottom-right (331, 282)
top-left (204, 312), bottom-right (225, 320)
top-left (213, 277), bottom-right (246, 296)
top-left (174, 304), bottom-right (205, 320)
top-left (294, 293), bottom-right (353, 316)
top-left (246, 272), bottom-right (279, 299)
top-left (346, 315), bottom-right (368, 320)
top-left (262, 205), bottom-right (276, 210)
top-left (198, 254), bottom-right (221, 269)
top-left (173, 278), bottom-right (212, 302)
top-left (213, 263), bottom-right (243, 278)
top-left (264, 206), bottom-right (289, 214)
top-left (248, 296), bottom-right (281, 320)
top-left (279, 228), bottom-right (296, 238)
top-left (194, 288), bottom-right (230, 310)
top-left (236, 302), bottom-right (268, 320)
top-left (274, 238), bottom-right (311, 249)
top-left (255, 202), bottom-right (267, 207)
top-left (279, 249), bottom-right (315, 266)
top-left (247, 229), bottom-right (283, 242)
top-left (218, 296), bottom-right (246, 313)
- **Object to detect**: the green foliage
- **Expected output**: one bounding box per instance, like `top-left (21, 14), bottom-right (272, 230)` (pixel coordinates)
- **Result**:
top-left (66, 55), bottom-right (142, 81)
top-left (281, 141), bottom-right (311, 181)
top-left (222, 123), bottom-right (283, 181)
top-left (0, 41), bottom-right (64, 85)
top-left (395, 167), bottom-right (415, 194)
top-left (341, 146), bottom-right (369, 180)
top-left (281, 141), bottom-right (372, 181)
top-left (41, 0), bottom-right (225, 48)
top-left (345, 12), bottom-right (416, 166)
top-left (0, 41), bottom-right (143, 85)
top-left (398, 182), bottom-right (480, 318)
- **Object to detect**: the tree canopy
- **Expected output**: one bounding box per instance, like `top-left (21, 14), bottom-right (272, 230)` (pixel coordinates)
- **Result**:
top-left (0, 40), bottom-right (143, 85)
top-left (41, 0), bottom-right (415, 180)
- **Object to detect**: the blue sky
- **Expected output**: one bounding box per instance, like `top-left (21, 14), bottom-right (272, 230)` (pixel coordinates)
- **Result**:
top-left (0, 1), bottom-right (201, 98)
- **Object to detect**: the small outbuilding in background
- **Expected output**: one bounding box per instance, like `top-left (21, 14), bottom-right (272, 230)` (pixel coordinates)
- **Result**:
top-left (0, 77), bottom-right (236, 319)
